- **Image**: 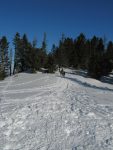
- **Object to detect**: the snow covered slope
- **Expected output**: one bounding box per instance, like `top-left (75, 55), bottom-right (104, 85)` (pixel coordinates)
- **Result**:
top-left (0, 71), bottom-right (113, 150)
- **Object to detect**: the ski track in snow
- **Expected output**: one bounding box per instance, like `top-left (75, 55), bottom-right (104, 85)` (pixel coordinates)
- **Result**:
top-left (0, 72), bottom-right (113, 150)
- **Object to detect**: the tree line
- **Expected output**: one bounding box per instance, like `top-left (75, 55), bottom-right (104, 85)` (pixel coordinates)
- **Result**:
top-left (52, 33), bottom-right (113, 79)
top-left (0, 32), bottom-right (113, 80)
top-left (0, 32), bottom-right (56, 80)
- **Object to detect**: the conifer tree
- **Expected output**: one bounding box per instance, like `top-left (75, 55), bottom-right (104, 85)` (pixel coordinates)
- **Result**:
top-left (0, 38), bottom-right (4, 79)
top-left (9, 48), bottom-right (12, 76)
top-left (38, 32), bottom-right (47, 68)
top-left (0, 36), bottom-right (9, 77)
top-left (32, 37), bottom-right (37, 48)
top-left (21, 34), bottom-right (29, 71)
top-left (75, 33), bottom-right (86, 68)
top-left (22, 34), bottom-right (38, 72)
top-left (97, 38), bottom-right (104, 55)
top-left (42, 32), bottom-right (47, 52)
top-left (45, 53), bottom-right (56, 73)
top-left (106, 41), bottom-right (113, 61)
top-left (13, 32), bottom-right (21, 74)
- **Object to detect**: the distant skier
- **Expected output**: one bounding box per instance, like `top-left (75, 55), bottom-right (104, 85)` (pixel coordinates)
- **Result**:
top-left (59, 68), bottom-right (65, 77)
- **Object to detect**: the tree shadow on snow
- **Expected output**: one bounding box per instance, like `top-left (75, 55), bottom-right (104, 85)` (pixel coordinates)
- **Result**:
top-left (101, 74), bottom-right (113, 84)
top-left (65, 70), bottom-right (88, 78)
top-left (66, 70), bottom-right (113, 85)
top-left (65, 76), bottom-right (113, 92)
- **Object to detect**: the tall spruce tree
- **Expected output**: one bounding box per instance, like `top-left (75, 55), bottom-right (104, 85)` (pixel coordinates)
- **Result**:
top-left (42, 32), bottom-right (47, 52)
top-left (22, 34), bottom-right (38, 72)
top-left (57, 34), bottom-right (66, 67)
top-left (0, 36), bottom-right (9, 77)
top-left (106, 41), bottom-right (113, 61)
top-left (75, 33), bottom-right (86, 68)
top-left (97, 38), bottom-right (104, 55)
top-left (13, 32), bottom-right (21, 74)
top-left (32, 37), bottom-right (37, 48)
top-left (0, 38), bottom-right (4, 79)
top-left (39, 32), bottom-right (47, 68)
top-left (90, 36), bottom-right (99, 56)
top-left (21, 34), bottom-right (29, 71)
top-left (9, 48), bottom-right (12, 76)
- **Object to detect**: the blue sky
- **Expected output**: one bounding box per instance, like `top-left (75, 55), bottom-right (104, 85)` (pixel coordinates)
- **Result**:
top-left (0, 0), bottom-right (113, 50)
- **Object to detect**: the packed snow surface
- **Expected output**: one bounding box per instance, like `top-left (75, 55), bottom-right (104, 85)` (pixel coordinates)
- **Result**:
top-left (0, 70), bottom-right (113, 150)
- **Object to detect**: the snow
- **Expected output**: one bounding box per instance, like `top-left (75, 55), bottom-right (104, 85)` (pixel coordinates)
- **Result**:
top-left (0, 70), bottom-right (113, 150)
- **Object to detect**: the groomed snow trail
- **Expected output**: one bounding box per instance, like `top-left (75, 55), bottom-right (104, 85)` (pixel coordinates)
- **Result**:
top-left (0, 72), bottom-right (113, 150)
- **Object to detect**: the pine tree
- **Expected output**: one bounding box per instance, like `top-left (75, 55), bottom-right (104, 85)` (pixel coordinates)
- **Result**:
top-left (106, 41), bottom-right (113, 61)
top-left (45, 53), bottom-right (56, 73)
top-left (0, 38), bottom-right (4, 79)
top-left (88, 54), bottom-right (112, 79)
top-left (97, 38), bottom-right (104, 55)
top-left (9, 48), bottom-right (12, 76)
top-left (56, 34), bottom-right (66, 67)
top-left (75, 33), bottom-right (86, 68)
top-left (13, 32), bottom-right (21, 74)
top-left (63, 38), bottom-right (74, 67)
top-left (32, 37), bottom-right (37, 48)
top-left (90, 36), bottom-right (99, 56)
top-left (22, 34), bottom-right (38, 72)
top-left (0, 36), bottom-right (9, 77)
top-left (21, 34), bottom-right (29, 71)
top-left (36, 32), bottom-right (47, 68)
top-left (42, 32), bottom-right (47, 52)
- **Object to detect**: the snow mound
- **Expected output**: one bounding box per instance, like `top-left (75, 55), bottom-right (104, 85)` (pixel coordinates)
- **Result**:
top-left (0, 71), bottom-right (113, 150)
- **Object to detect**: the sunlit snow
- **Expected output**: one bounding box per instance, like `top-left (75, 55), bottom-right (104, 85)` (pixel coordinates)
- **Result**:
top-left (0, 70), bottom-right (113, 150)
